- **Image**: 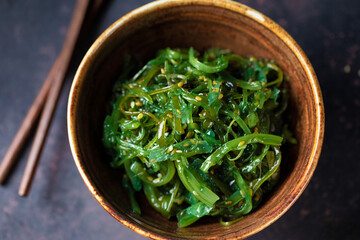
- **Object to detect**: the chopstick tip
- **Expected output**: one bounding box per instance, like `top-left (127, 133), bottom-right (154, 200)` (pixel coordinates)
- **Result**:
top-left (18, 188), bottom-right (29, 197)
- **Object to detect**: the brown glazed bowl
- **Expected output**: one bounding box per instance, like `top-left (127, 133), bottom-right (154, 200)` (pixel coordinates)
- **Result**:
top-left (67, 0), bottom-right (324, 239)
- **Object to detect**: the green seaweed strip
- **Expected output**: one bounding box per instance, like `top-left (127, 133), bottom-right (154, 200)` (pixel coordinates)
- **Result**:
top-left (130, 161), bottom-right (175, 187)
top-left (200, 134), bottom-right (283, 172)
top-left (251, 147), bottom-right (282, 193)
top-left (175, 157), bottom-right (220, 207)
top-left (189, 47), bottom-right (228, 73)
top-left (103, 47), bottom-right (293, 227)
top-left (122, 174), bottom-right (141, 215)
top-left (242, 145), bottom-right (270, 173)
top-left (143, 183), bottom-right (171, 219)
top-left (231, 171), bottom-right (253, 215)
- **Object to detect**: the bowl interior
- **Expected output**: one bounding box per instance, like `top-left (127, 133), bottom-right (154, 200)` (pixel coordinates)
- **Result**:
top-left (68, 1), bottom-right (323, 239)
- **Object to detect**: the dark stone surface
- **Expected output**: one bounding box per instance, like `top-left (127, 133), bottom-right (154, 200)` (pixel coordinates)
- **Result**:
top-left (0, 0), bottom-right (359, 239)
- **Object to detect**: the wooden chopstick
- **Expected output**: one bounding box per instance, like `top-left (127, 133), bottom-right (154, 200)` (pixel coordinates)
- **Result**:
top-left (0, 0), bottom-right (105, 186)
top-left (17, 0), bottom-right (91, 196)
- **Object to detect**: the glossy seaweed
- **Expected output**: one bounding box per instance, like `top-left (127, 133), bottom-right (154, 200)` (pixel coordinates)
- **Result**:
top-left (103, 47), bottom-right (294, 227)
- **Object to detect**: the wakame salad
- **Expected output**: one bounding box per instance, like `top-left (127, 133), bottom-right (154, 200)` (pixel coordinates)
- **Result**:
top-left (103, 47), bottom-right (295, 227)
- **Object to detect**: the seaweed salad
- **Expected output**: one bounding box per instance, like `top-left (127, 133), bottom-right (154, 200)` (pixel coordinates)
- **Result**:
top-left (103, 47), bottom-right (295, 227)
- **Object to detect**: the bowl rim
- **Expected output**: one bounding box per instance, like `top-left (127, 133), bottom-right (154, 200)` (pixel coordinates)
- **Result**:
top-left (67, 0), bottom-right (325, 239)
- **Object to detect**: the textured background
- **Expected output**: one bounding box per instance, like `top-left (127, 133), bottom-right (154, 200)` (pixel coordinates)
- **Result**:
top-left (1, 0), bottom-right (359, 239)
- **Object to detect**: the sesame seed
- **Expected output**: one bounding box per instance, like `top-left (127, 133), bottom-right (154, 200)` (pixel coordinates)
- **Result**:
top-left (167, 146), bottom-right (173, 154)
top-left (198, 113), bottom-right (203, 117)
top-left (150, 159), bottom-right (156, 163)
top-left (147, 176), bottom-right (154, 181)
top-left (261, 82), bottom-right (266, 86)
top-left (239, 141), bottom-right (246, 147)
top-left (177, 81), bottom-right (184, 87)
top-left (249, 78), bottom-right (254, 82)
top-left (225, 201), bottom-right (232, 205)
top-left (167, 113), bottom-right (173, 118)
top-left (195, 96), bottom-right (202, 101)
top-left (130, 101), bottom-right (135, 108)
top-left (176, 150), bottom-right (183, 153)
top-left (135, 101), bottom-right (143, 107)
top-left (204, 78), bottom-right (208, 82)
top-left (137, 113), bottom-right (144, 120)
top-left (129, 84), bottom-right (134, 88)
top-left (254, 102), bottom-right (259, 106)
top-left (186, 132), bottom-right (192, 138)
top-left (161, 68), bottom-right (165, 74)
top-left (190, 139), bottom-right (195, 144)
top-left (177, 109), bottom-right (182, 115)
top-left (218, 93), bottom-right (224, 99)
top-left (240, 190), bottom-right (245, 196)
top-left (171, 149), bottom-right (177, 155)
top-left (344, 64), bottom-right (351, 73)
top-left (183, 143), bottom-right (190, 147)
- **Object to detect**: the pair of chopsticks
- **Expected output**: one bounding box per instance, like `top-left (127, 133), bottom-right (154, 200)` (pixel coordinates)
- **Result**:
top-left (0, 0), bottom-right (104, 196)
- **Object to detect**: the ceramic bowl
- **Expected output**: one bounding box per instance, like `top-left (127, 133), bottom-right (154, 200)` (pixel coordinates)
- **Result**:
top-left (67, 0), bottom-right (324, 239)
